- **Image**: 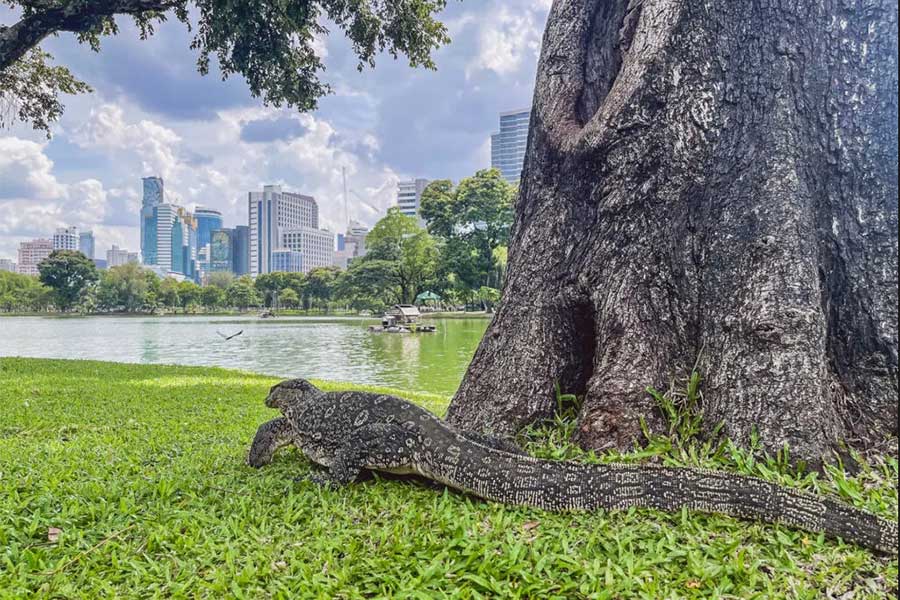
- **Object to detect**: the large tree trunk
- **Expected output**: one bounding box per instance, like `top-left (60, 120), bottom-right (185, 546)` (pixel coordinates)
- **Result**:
top-left (447, 0), bottom-right (898, 463)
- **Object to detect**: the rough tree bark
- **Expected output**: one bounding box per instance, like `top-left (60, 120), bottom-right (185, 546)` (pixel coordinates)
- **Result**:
top-left (447, 0), bottom-right (898, 463)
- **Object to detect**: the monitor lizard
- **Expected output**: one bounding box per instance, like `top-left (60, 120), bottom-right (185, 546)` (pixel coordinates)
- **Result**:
top-left (248, 379), bottom-right (898, 555)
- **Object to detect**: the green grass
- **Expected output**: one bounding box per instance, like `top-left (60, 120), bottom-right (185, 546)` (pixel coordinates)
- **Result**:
top-left (0, 358), bottom-right (896, 599)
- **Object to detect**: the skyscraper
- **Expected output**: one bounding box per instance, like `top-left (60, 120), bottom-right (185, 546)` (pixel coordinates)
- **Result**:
top-left (195, 208), bottom-right (223, 256)
top-left (210, 229), bottom-right (234, 273)
top-left (233, 225), bottom-right (250, 276)
top-left (141, 176), bottom-right (165, 265)
top-left (52, 226), bottom-right (79, 251)
top-left (143, 176), bottom-right (164, 206)
top-left (397, 179), bottom-right (430, 222)
top-left (17, 239), bottom-right (53, 276)
top-left (491, 108), bottom-right (531, 184)
top-left (146, 203), bottom-right (175, 270)
top-left (249, 185), bottom-right (333, 275)
top-left (0, 259), bottom-right (17, 273)
top-left (79, 230), bottom-right (95, 259)
top-left (140, 176), bottom-right (198, 279)
top-left (207, 226), bottom-right (251, 275)
top-left (171, 209), bottom-right (198, 279)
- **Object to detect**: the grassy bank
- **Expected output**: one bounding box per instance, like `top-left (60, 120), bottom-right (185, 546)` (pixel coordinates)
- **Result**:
top-left (0, 358), bottom-right (896, 598)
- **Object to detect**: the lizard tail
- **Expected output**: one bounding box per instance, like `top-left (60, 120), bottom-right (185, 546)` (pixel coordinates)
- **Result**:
top-left (586, 464), bottom-right (899, 556)
top-left (448, 453), bottom-right (898, 555)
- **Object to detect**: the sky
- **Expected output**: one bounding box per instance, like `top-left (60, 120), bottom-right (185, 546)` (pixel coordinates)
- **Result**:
top-left (0, 0), bottom-right (551, 262)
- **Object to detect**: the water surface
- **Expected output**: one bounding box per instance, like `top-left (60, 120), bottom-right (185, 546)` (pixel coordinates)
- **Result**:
top-left (0, 315), bottom-right (489, 396)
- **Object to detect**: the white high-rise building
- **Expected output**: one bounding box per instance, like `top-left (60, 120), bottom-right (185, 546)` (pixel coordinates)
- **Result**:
top-left (397, 179), bottom-right (430, 222)
top-left (107, 245), bottom-right (139, 267)
top-left (249, 185), bottom-right (333, 275)
top-left (52, 226), bottom-right (80, 251)
top-left (0, 258), bottom-right (16, 273)
top-left (17, 239), bottom-right (53, 276)
top-left (491, 108), bottom-right (531, 183)
top-left (281, 228), bottom-right (335, 273)
top-left (152, 204), bottom-right (177, 271)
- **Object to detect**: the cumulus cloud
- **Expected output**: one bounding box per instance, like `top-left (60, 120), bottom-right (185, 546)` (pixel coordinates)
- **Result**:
top-left (71, 104), bottom-right (182, 178)
top-left (64, 179), bottom-right (108, 224)
top-left (0, 138), bottom-right (67, 200)
top-left (466, 6), bottom-right (545, 78)
top-left (0, 138), bottom-right (118, 258)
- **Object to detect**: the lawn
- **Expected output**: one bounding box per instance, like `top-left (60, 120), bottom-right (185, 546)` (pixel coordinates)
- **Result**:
top-left (0, 358), bottom-right (896, 598)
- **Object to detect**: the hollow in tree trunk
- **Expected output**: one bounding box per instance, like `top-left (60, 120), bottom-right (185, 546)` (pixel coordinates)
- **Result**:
top-left (447, 0), bottom-right (898, 463)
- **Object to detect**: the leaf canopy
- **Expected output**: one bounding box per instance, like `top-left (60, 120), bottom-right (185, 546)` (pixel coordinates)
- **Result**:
top-left (0, 0), bottom-right (450, 133)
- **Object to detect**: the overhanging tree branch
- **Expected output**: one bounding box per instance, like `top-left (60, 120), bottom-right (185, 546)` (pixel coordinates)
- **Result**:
top-left (0, 0), bottom-right (182, 70)
top-left (1, 0), bottom-right (449, 135)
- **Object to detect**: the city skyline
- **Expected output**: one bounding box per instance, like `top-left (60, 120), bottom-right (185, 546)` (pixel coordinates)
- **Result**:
top-left (0, 101), bottom-right (531, 273)
top-left (0, 0), bottom-right (548, 262)
top-left (8, 177), bottom-right (362, 277)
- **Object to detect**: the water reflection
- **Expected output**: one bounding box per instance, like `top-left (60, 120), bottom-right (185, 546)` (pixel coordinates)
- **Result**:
top-left (0, 315), bottom-right (488, 396)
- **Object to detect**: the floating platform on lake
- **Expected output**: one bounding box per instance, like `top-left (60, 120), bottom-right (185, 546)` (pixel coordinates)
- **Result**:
top-left (368, 324), bottom-right (437, 334)
top-left (368, 325), bottom-right (410, 334)
top-left (370, 305), bottom-right (430, 334)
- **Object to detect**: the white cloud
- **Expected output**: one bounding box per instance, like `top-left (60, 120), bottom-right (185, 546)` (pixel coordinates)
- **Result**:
top-left (65, 179), bottom-right (108, 223)
top-left (0, 137), bottom-right (67, 199)
top-left (465, 5), bottom-right (545, 79)
top-left (71, 104), bottom-right (182, 178)
top-left (0, 138), bottom-right (118, 259)
top-left (272, 115), bottom-right (401, 231)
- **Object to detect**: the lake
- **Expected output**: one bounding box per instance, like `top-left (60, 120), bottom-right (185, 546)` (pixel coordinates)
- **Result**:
top-left (0, 315), bottom-right (489, 396)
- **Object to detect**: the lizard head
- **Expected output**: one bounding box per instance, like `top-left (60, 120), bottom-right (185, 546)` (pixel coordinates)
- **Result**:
top-left (265, 379), bottom-right (323, 411)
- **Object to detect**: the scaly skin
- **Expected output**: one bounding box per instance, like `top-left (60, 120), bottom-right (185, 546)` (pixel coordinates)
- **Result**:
top-left (248, 379), bottom-right (899, 555)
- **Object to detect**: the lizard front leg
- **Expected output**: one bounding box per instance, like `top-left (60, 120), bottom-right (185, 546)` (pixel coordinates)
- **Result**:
top-left (247, 417), bottom-right (295, 468)
top-left (309, 424), bottom-right (418, 487)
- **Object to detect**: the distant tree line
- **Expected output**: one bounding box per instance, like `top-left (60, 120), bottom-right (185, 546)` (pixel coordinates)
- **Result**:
top-left (0, 169), bottom-right (514, 315)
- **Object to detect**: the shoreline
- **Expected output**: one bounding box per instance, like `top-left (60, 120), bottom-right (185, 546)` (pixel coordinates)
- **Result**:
top-left (0, 310), bottom-right (493, 319)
